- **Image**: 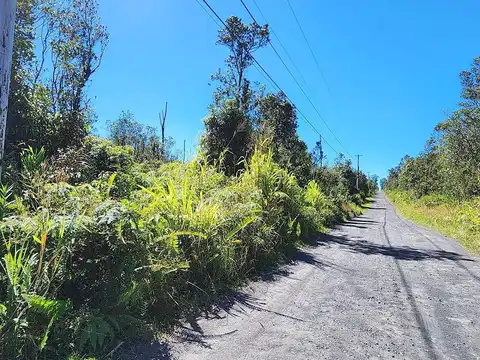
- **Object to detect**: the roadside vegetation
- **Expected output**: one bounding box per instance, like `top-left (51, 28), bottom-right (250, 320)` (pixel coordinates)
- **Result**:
top-left (383, 56), bottom-right (480, 253)
top-left (0, 2), bottom-right (378, 359)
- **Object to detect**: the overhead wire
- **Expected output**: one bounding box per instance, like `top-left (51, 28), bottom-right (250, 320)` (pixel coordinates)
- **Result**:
top-left (250, 0), bottom-right (309, 87)
top-left (197, 0), bottom-right (342, 155)
top-left (285, 0), bottom-right (331, 94)
top-left (285, 1), bottom-right (353, 158)
top-left (195, 0), bottom-right (223, 28)
top-left (241, 0), bottom-right (353, 159)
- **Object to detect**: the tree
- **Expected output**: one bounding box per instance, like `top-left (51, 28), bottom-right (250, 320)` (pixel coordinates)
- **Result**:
top-left (203, 16), bottom-right (269, 174)
top-left (202, 99), bottom-right (251, 175)
top-left (367, 174), bottom-right (379, 194)
top-left (257, 92), bottom-right (312, 185)
top-left (5, 0), bottom-right (37, 155)
top-left (333, 154), bottom-right (357, 196)
top-left (459, 56), bottom-right (480, 109)
top-left (212, 16), bottom-right (269, 113)
top-left (5, 0), bottom-right (109, 158)
top-left (380, 178), bottom-right (386, 189)
top-left (311, 138), bottom-right (325, 168)
top-left (434, 108), bottom-right (480, 198)
top-left (44, 0), bottom-right (109, 149)
top-left (109, 110), bottom-right (176, 162)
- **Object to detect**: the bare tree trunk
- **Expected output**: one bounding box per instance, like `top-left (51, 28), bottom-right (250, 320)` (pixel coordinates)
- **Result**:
top-left (0, 0), bottom-right (17, 177)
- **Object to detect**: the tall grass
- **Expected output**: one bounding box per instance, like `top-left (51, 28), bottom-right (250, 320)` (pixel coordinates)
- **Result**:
top-left (386, 190), bottom-right (480, 253)
top-left (0, 146), bottom-right (371, 359)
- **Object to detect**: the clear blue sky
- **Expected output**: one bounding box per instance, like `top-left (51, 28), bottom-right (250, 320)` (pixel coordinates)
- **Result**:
top-left (88, 0), bottom-right (479, 179)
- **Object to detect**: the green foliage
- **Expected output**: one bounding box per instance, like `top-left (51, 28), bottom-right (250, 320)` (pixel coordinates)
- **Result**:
top-left (108, 110), bottom-right (177, 162)
top-left (20, 146), bottom-right (48, 209)
top-left (202, 99), bottom-right (252, 175)
top-left (304, 181), bottom-right (339, 225)
top-left (1, 9), bottom-right (376, 359)
top-left (387, 190), bottom-right (480, 253)
top-left (435, 107), bottom-right (480, 198)
top-left (0, 143), bottom-right (369, 359)
top-left (312, 153), bottom-right (377, 204)
top-left (21, 146), bottom-right (46, 177)
top-left (0, 229), bottom-right (71, 359)
top-left (257, 92), bottom-right (313, 186)
top-left (0, 184), bottom-right (14, 220)
top-left (384, 56), bottom-right (480, 200)
top-left (6, 0), bottom-right (109, 159)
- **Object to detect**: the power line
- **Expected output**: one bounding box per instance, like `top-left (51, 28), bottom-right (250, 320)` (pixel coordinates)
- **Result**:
top-left (250, 0), bottom-right (309, 87)
top-left (197, 0), bottom-right (341, 156)
top-left (285, 0), bottom-right (331, 94)
top-left (285, 0), bottom-right (353, 158)
top-left (252, 59), bottom-right (338, 154)
top-left (195, 0), bottom-right (223, 28)
top-left (239, 0), bottom-right (349, 157)
top-left (239, 0), bottom-right (307, 100)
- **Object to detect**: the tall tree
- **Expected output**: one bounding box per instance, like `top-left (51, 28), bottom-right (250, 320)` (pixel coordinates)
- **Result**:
top-left (6, 0), bottom-right (109, 157)
top-left (44, 0), bottom-right (109, 148)
top-left (212, 16), bottom-right (269, 113)
top-left (203, 16), bottom-right (269, 174)
top-left (311, 138), bottom-right (324, 168)
top-left (257, 92), bottom-right (312, 185)
top-left (459, 56), bottom-right (480, 109)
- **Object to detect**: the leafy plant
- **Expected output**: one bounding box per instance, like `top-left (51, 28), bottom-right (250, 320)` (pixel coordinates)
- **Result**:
top-left (0, 184), bottom-right (14, 220)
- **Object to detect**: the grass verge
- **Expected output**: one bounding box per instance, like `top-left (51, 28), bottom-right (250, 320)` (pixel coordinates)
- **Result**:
top-left (386, 190), bottom-right (480, 254)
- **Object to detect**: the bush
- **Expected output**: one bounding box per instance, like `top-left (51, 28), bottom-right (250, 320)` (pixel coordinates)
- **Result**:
top-left (417, 194), bottom-right (455, 207)
top-left (0, 144), bottom-right (369, 359)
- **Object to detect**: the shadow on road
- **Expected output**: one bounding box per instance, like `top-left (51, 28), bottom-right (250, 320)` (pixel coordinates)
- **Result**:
top-left (217, 292), bottom-right (305, 322)
top-left (347, 219), bottom-right (379, 224)
top-left (121, 340), bottom-right (173, 360)
top-left (316, 233), bottom-right (473, 262)
top-left (170, 291), bottom-right (305, 349)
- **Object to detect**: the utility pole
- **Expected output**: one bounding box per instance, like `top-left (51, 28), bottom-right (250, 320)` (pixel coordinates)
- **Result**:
top-left (356, 154), bottom-right (362, 191)
top-left (183, 139), bottom-right (186, 163)
top-left (319, 135), bottom-right (324, 167)
top-left (0, 0), bottom-right (17, 177)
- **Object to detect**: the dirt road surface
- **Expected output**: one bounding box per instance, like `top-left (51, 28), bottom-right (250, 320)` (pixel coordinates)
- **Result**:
top-left (132, 193), bottom-right (480, 360)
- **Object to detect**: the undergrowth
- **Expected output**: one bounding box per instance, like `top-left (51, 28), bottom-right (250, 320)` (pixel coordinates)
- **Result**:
top-left (386, 190), bottom-right (480, 253)
top-left (0, 139), bottom-right (375, 359)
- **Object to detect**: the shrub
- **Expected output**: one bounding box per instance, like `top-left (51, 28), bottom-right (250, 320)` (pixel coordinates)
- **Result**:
top-left (1, 145), bottom-right (368, 359)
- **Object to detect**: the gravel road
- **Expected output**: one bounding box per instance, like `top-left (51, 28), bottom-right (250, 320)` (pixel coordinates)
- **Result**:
top-left (133, 192), bottom-right (480, 360)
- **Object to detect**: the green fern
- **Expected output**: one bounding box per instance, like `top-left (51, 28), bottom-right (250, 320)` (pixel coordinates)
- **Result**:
top-left (0, 183), bottom-right (14, 220)
top-left (23, 294), bottom-right (71, 350)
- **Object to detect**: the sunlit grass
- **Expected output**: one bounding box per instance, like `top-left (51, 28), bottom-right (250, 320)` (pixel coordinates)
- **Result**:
top-left (386, 191), bottom-right (480, 254)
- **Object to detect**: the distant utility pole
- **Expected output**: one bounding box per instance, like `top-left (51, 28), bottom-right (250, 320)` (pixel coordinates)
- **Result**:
top-left (183, 139), bottom-right (186, 163)
top-left (356, 154), bottom-right (362, 191)
top-left (0, 0), bottom-right (17, 177)
top-left (319, 135), bottom-right (324, 167)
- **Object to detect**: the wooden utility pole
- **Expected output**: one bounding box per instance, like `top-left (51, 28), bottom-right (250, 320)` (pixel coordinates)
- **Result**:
top-left (356, 154), bottom-right (362, 191)
top-left (319, 135), bottom-right (324, 167)
top-left (0, 0), bottom-right (17, 176)
top-left (159, 102), bottom-right (167, 157)
top-left (183, 139), bottom-right (186, 163)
